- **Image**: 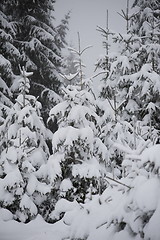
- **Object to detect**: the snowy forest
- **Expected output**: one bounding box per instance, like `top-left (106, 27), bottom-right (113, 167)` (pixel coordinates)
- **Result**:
top-left (0, 0), bottom-right (160, 239)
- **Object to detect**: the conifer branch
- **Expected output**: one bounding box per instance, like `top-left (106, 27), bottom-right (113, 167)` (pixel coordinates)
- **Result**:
top-left (105, 176), bottom-right (132, 189)
top-left (92, 71), bottom-right (109, 78)
top-left (80, 45), bottom-right (93, 55)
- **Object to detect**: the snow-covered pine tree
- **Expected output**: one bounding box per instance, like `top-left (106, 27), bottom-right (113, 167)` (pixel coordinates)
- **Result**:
top-left (44, 42), bottom-right (108, 222)
top-left (81, 2), bottom-right (160, 238)
top-left (103, 0), bottom-right (160, 139)
top-left (96, 0), bottom-right (160, 171)
top-left (0, 67), bottom-right (52, 222)
top-left (95, 8), bottom-right (138, 170)
top-left (48, 85), bottom-right (108, 213)
top-left (129, 0), bottom-right (160, 136)
top-left (0, 0), bottom-right (69, 122)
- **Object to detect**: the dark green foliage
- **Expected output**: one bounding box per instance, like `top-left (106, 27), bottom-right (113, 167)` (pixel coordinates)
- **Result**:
top-left (0, 0), bottom-right (69, 120)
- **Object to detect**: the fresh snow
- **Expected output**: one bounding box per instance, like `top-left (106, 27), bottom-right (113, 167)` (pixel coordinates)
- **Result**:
top-left (1, 145), bottom-right (159, 240)
top-left (1, 0), bottom-right (160, 238)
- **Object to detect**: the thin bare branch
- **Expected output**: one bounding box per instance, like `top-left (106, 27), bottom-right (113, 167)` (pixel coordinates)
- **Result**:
top-left (105, 176), bottom-right (132, 189)
top-left (92, 71), bottom-right (109, 79)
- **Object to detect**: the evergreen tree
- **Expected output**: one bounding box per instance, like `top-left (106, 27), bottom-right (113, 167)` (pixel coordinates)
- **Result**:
top-left (130, 0), bottom-right (160, 133)
top-left (47, 85), bottom-right (107, 214)
top-left (42, 43), bottom-right (108, 223)
top-left (96, 0), bottom-right (160, 170)
top-left (0, 0), bottom-right (70, 121)
top-left (95, 13), bottom-right (136, 168)
top-left (0, 67), bottom-right (51, 222)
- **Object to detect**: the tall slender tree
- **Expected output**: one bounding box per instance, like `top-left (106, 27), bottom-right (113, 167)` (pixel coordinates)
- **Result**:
top-left (0, 67), bottom-right (52, 222)
top-left (96, 0), bottom-right (160, 160)
top-left (45, 43), bottom-right (108, 221)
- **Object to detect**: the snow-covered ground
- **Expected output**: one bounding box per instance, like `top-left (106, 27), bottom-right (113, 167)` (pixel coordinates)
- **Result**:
top-left (0, 212), bottom-right (69, 240)
top-left (0, 188), bottom-right (124, 240)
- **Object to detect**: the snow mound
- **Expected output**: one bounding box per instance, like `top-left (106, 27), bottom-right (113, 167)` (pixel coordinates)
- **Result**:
top-left (0, 208), bottom-right (13, 221)
top-left (49, 199), bottom-right (80, 221)
top-left (134, 177), bottom-right (160, 212)
top-left (141, 144), bottom-right (160, 169)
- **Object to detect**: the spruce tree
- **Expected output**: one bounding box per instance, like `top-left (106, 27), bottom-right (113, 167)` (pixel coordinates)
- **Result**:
top-left (0, 0), bottom-right (69, 121)
top-left (96, 0), bottom-right (160, 170)
top-left (130, 0), bottom-right (160, 134)
top-left (95, 11), bottom-right (137, 169)
top-left (0, 67), bottom-right (51, 222)
top-left (45, 42), bottom-right (108, 222)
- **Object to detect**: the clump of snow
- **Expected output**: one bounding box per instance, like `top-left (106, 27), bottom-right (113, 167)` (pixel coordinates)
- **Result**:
top-left (72, 157), bottom-right (102, 178)
top-left (134, 177), bottom-right (160, 212)
top-left (52, 126), bottom-right (94, 155)
top-left (47, 154), bottom-right (63, 182)
top-left (0, 208), bottom-right (13, 221)
top-left (60, 178), bottom-right (73, 192)
top-left (27, 174), bottom-right (50, 196)
top-left (7, 123), bottom-right (18, 140)
top-left (6, 146), bottom-right (18, 163)
top-left (49, 198), bottom-right (80, 221)
top-left (1, 168), bottom-right (23, 192)
top-left (19, 194), bottom-right (38, 222)
top-left (145, 201), bottom-right (160, 240)
top-left (27, 148), bottom-right (46, 167)
top-left (141, 144), bottom-right (160, 169)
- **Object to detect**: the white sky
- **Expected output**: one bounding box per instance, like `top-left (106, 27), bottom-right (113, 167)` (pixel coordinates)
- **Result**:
top-left (54, 0), bottom-right (134, 77)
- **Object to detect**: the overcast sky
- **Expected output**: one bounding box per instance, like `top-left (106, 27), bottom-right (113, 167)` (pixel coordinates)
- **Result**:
top-left (54, 0), bottom-right (134, 77)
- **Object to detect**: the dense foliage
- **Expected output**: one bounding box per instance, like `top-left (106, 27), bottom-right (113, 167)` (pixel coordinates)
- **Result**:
top-left (0, 0), bottom-right (160, 239)
top-left (0, 0), bottom-right (69, 121)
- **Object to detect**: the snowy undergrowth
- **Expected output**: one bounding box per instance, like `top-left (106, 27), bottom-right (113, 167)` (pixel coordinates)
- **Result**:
top-left (1, 144), bottom-right (160, 240)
